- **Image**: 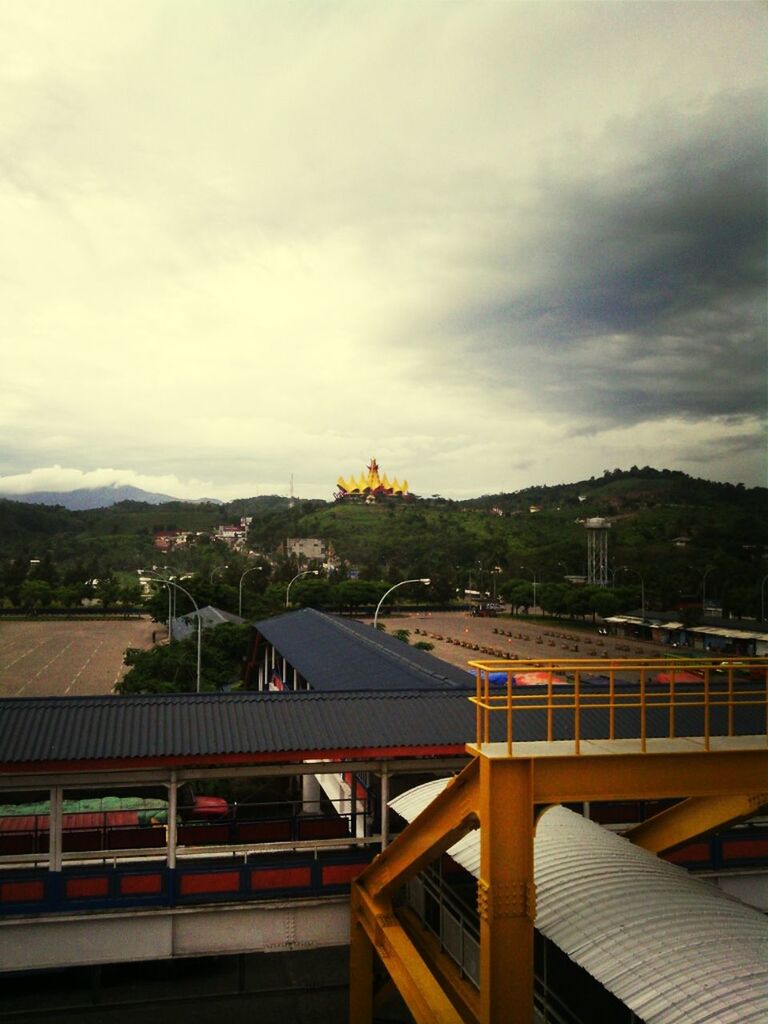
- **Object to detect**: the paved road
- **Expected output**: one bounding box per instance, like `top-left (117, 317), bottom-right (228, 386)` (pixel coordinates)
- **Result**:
top-left (0, 618), bottom-right (157, 698)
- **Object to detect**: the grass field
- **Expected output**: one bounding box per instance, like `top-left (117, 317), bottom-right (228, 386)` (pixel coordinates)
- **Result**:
top-left (0, 618), bottom-right (157, 698)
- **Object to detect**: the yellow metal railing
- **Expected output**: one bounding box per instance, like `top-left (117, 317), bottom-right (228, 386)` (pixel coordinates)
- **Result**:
top-left (468, 658), bottom-right (768, 755)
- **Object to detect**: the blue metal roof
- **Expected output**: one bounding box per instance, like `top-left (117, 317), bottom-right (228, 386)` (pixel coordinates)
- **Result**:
top-left (252, 609), bottom-right (473, 691)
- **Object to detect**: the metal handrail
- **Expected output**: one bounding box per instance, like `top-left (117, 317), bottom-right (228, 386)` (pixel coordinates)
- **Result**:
top-left (469, 657), bottom-right (768, 755)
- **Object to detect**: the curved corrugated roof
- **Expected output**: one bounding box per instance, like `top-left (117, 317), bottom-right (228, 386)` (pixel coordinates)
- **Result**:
top-left (390, 780), bottom-right (768, 1024)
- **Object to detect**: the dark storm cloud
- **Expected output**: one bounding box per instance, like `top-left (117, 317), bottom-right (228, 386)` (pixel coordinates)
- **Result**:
top-left (459, 90), bottom-right (767, 428)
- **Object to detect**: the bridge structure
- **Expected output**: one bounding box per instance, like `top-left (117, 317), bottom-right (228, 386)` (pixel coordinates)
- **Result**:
top-left (350, 656), bottom-right (768, 1024)
top-left (1, 643), bottom-right (767, 1022)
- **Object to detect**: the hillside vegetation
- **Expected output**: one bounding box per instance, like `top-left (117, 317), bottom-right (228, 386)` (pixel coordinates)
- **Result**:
top-left (1, 468), bottom-right (766, 621)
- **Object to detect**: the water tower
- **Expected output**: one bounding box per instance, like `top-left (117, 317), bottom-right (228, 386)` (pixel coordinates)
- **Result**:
top-left (585, 518), bottom-right (610, 586)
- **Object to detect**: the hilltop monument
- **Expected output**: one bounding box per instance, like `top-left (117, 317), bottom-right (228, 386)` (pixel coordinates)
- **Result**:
top-left (336, 458), bottom-right (409, 502)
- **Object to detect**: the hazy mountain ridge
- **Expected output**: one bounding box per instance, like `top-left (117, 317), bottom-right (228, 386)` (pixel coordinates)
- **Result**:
top-left (1, 485), bottom-right (223, 510)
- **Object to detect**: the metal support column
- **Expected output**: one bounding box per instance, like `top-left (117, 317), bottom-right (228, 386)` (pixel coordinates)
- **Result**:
top-left (477, 757), bottom-right (535, 1024)
top-left (349, 897), bottom-right (374, 1024)
top-left (49, 785), bottom-right (63, 873)
top-left (167, 771), bottom-right (177, 870)
top-left (380, 766), bottom-right (390, 850)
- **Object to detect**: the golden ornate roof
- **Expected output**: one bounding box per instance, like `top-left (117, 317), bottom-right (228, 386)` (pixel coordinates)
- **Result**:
top-left (336, 458), bottom-right (409, 497)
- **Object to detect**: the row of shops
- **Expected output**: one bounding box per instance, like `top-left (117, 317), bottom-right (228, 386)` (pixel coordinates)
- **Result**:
top-left (604, 613), bottom-right (768, 656)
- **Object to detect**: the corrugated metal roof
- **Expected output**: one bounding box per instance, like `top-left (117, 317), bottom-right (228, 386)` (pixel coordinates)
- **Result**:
top-left (692, 626), bottom-right (768, 642)
top-left (252, 609), bottom-right (473, 691)
top-left (390, 782), bottom-right (768, 1024)
top-left (0, 691), bottom-right (496, 766)
top-left (2, 681), bottom-right (765, 767)
top-left (172, 605), bottom-right (244, 640)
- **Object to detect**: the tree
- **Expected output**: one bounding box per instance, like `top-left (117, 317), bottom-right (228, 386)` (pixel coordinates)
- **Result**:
top-left (118, 579), bottom-right (143, 607)
top-left (19, 579), bottom-right (53, 611)
top-left (116, 623), bottom-right (252, 694)
top-left (95, 572), bottom-right (120, 609)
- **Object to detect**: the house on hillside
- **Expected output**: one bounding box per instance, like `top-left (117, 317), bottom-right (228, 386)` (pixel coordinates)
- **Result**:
top-left (153, 530), bottom-right (191, 551)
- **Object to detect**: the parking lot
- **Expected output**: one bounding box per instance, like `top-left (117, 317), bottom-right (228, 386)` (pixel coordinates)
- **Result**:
top-left (374, 610), bottom-right (676, 674)
top-left (0, 618), bottom-right (157, 698)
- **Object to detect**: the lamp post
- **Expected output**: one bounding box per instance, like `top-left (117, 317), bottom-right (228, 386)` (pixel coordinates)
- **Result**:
top-left (210, 564), bottom-right (229, 584)
top-left (518, 566), bottom-right (538, 615)
top-left (239, 566), bottom-right (263, 618)
top-left (761, 574), bottom-right (768, 623)
top-left (617, 566), bottom-right (645, 620)
top-left (373, 578), bottom-right (431, 630)
top-left (147, 572), bottom-right (202, 693)
top-left (286, 570), bottom-right (319, 608)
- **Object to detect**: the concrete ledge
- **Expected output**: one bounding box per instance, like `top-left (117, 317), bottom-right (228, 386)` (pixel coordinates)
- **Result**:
top-left (0, 896), bottom-right (349, 972)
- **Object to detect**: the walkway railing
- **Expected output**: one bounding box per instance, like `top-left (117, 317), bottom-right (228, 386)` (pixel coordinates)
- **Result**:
top-left (469, 658), bottom-right (768, 755)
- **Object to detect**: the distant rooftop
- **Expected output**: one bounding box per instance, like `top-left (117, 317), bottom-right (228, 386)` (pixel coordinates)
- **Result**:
top-left (251, 608), bottom-right (473, 692)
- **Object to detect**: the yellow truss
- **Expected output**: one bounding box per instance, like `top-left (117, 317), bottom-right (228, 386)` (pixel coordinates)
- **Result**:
top-left (350, 657), bottom-right (768, 1024)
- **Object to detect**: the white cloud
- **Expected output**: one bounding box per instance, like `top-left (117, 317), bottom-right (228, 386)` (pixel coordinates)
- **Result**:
top-left (0, 466), bottom-right (215, 500)
top-left (0, 2), bottom-right (765, 499)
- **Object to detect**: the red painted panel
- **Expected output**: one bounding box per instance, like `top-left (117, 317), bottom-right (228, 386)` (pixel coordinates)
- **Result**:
top-left (250, 866), bottom-right (311, 890)
top-left (235, 821), bottom-right (292, 843)
top-left (66, 876), bottom-right (110, 898)
top-left (63, 830), bottom-right (103, 852)
top-left (109, 827), bottom-right (166, 850)
top-left (120, 873), bottom-right (163, 895)
top-left (177, 824), bottom-right (229, 845)
top-left (297, 818), bottom-right (349, 840)
top-left (178, 871), bottom-right (240, 895)
top-left (722, 838), bottom-right (768, 861)
top-left (1, 880), bottom-right (44, 902)
top-left (0, 835), bottom-right (35, 856)
top-left (665, 843), bottom-right (710, 863)
top-left (322, 862), bottom-right (368, 885)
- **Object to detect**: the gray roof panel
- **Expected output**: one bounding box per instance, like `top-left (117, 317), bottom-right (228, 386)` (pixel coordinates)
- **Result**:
top-left (252, 609), bottom-right (473, 691)
top-left (0, 691), bottom-right (491, 766)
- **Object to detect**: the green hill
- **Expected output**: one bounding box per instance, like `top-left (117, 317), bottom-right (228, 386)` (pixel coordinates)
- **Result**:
top-left (1, 468), bottom-right (766, 619)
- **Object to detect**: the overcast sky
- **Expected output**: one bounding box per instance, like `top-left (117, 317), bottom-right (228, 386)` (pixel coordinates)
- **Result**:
top-left (1, 1), bottom-right (765, 501)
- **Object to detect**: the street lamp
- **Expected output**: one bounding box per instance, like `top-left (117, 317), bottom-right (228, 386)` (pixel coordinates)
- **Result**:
top-left (761, 574), bottom-right (768, 623)
top-left (145, 569), bottom-right (175, 641)
top-left (210, 564), bottom-right (229, 584)
top-left (286, 570), bottom-right (319, 608)
top-left (617, 566), bottom-right (645, 620)
top-left (239, 566), bottom-right (263, 618)
top-left (147, 572), bottom-right (202, 693)
top-left (373, 578), bottom-right (431, 630)
top-left (518, 566), bottom-right (538, 614)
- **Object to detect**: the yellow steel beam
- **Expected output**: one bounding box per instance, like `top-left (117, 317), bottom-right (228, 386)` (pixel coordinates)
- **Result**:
top-left (398, 906), bottom-right (481, 1024)
top-left (351, 741), bottom-right (768, 1024)
top-left (352, 883), bottom-right (465, 1024)
top-left (514, 749), bottom-right (768, 804)
top-left (625, 792), bottom-right (768, 854)
top-left (477, 757), bottom-right (535, 1024)
top-left (360, 758), bottom-right (480, 904)
top-left (349, 915), bottom-right (374, 1024)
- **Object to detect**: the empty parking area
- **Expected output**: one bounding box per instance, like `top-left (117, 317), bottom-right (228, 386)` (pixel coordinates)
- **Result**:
top-left (0, 618), bottom-right (156, 698)
top-left (380, 611), bottom-right (676, 672)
